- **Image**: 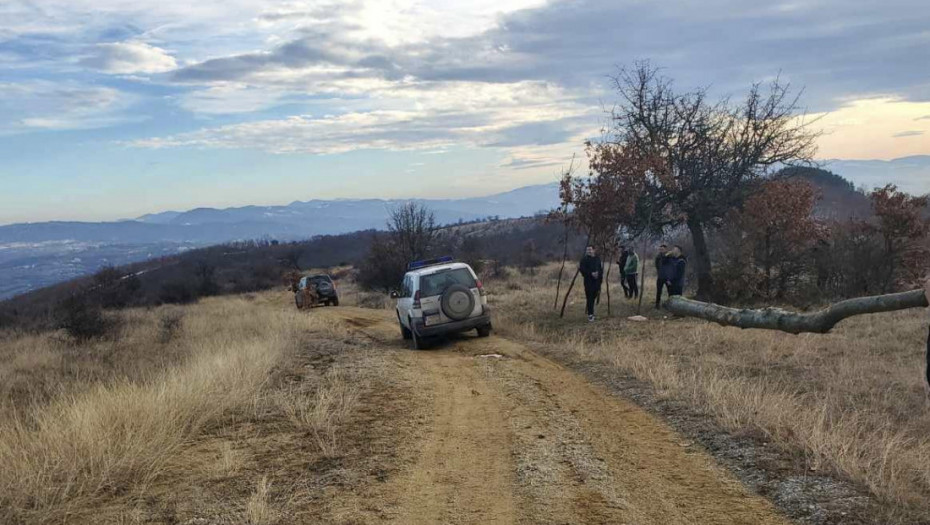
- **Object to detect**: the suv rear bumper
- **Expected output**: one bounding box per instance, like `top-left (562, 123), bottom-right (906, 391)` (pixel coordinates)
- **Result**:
top-left (413, 309), bottom-right (491, 338)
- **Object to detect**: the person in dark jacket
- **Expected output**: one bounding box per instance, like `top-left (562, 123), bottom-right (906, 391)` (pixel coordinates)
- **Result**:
top-left (617, 246), bottom-right (630, 298)
top-left (665, 245), bottom-right (687, 296)
top-left (580, 245), bottom-right (603, 322)
top-left (654, 243), bottom-right (669, 308)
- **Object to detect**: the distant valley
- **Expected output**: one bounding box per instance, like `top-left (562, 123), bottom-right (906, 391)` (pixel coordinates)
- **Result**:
top-left (0, 184), bottom-right (561, 299)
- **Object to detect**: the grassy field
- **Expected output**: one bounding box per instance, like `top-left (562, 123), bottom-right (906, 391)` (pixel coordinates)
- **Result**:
top-left (2, 264), bottom-right (929, 522)
top-left (0, 293), bottom-right (379, 523)
top-left (486, 263), bottom-right (930, 522)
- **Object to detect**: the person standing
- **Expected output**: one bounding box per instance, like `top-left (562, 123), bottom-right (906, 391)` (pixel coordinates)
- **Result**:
top-left (624, 248), bottom-right (640, 299)
top-left (617, 246), bottom-right (630, 298)
top-left (654, 243), bottom-right (669, 308)
top-left (666, 245), bottom-right (687, 296)
top-left (580, 245), bottom-right (603, 322)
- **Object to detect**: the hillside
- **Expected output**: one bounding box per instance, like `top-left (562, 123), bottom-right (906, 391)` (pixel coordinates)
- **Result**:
top-left (0, 216), bottom-right (586, 330)
top-left (780, 166), bottom-right (872, 219)
top-left (1, 267), bottom-right (926, 523)
top-left (0, 184), bottom-right (561, 299)
top-left (0, 168), bottom-right (877, 321)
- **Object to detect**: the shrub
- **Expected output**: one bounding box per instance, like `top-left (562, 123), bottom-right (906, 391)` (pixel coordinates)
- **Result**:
top-left (55, 295), bottom-right (115, 342)
top-left (159, 281), bottom-right (200, 305)
top-left (94, 267), bottom-right (140, 309)
top-left (158, 310), bottom-right (183, 344)
top-left (357, 292), bottom-right (388, 310)
top-left (357, 235), bottom-right (407, 293)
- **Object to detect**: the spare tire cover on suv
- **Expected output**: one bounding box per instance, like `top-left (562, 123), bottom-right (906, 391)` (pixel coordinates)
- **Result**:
top-left (440, 284), bottom-right (475, 321)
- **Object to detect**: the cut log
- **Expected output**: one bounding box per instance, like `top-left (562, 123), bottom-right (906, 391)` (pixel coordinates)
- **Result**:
top-left (665, 290), bottom-right (929, 334)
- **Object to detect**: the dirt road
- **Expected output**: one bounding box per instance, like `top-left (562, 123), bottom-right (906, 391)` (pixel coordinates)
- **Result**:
top-left (322, 307), bottom-right (790, 525)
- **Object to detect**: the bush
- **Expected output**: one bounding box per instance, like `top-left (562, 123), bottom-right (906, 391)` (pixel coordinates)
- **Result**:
top-left (94, 267), bottom-right (141, 309)
top-left (485, 260), bottom-right (508, 279)
top-left (55, 295), bottom-right (115, 342)
top-left (457, 236), bottom-right (486, 274)
top-left (159, 281), bottom-right (200, 305)
top-left (357, 292), bottom-right (389, 310)
top-left (157, 310), bottom-right (183, 343)
top-left (357, 236), bottom-right (407, 293)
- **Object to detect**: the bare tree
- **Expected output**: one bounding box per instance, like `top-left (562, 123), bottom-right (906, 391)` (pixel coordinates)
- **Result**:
top-left (281, 246), bottom-right (303, 271)
top-left (596, 62), bottom-right (819, 300)
top-left (389, 202), bottom-right (438, 262)
top-left (358, 202), bottom-right (438, 292)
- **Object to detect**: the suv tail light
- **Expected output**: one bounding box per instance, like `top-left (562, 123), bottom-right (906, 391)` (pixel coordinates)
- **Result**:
top-left (413, 290), bottom-right (421, 309)
top-left (476, 279), bottom-right (487, 296)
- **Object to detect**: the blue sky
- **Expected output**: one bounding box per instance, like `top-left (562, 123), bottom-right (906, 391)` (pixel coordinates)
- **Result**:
top-left (1, 0), bottom-right (929, 224)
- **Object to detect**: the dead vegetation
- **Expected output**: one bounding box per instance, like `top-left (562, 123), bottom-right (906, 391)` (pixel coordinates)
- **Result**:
top-left (0, 295), bottom-right (315, 523)
top-left (275, 366), bottom-right (363, 457)
top-left (486, 262), bottom-right (930, 523)
top-left (4, 262), bottom-right (930, 523)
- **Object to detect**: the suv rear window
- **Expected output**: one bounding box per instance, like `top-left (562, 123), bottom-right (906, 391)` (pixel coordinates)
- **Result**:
top-left (419, 268), bottom-right (476, 297)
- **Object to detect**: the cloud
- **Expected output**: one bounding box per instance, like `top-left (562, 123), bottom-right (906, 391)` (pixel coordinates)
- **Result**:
top-left (166, 0), bottom-right (930, 110)
top-left (80, 41), bottom-right (177, 74)
top-left (893, 130), bottom-right (925, 138)
top-left (176, 84), bottom-right (291, 114)
top-left (807, 97), bottom-right (930, 160)
top-left (499, 157), bottom-right (562, 170)
top-left (133, 80), bottom-right (598, 153)
top-left (0, 81), bottom-right (135, 132)
top-left (5, 0), bottom-right (930, 169)
top-left (916, 115), bottom-right (930, 121)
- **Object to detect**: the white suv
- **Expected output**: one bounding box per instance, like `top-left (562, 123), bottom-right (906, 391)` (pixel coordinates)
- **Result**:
top-left (391, 257), bottom-right (491, 349)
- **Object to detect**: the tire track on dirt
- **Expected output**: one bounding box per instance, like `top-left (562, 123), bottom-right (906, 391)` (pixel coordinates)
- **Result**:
top-left (322, 307), bottom-right (791, 525)
top-left (326, 308), bottom-right (518, 524)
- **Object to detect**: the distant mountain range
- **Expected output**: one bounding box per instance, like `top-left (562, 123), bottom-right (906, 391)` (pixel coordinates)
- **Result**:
top-left (0, 183), bottom-right (561, 299)
top-left (3, 156), bottom-right (928, 301)
top-left (1, 183), bottom-right (561, 245)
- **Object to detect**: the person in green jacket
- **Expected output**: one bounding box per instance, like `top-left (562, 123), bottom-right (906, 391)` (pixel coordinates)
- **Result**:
top-left (622, 247), bottom-right (640, 299)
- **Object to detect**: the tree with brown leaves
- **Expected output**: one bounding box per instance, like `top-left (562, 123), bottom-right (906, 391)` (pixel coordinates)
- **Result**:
top-left (593, 62), bottom-right (819, 300)
top-left (557, 147), bottom-right (667, 316)
top-left (870, 184), bottom-right (929, 292)
top-left (740, 178), bottom-right (822, 299)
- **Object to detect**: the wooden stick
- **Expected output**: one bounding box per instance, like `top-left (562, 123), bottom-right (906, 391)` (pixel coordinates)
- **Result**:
top-left (559, 269), bottom-right (581, 318)
top-left (604, 258), bottom-right (611, 317)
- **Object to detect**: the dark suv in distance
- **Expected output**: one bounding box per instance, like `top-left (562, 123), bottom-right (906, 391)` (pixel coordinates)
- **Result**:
top-left (295, 274), bottom-right (339, 308)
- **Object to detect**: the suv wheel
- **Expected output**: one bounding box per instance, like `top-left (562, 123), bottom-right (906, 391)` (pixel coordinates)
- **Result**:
top-left (410, 318), bottom-right (426, 350)
top-left (477, 324), bottom-right (491, 337)
top-left (398, 313), bottom-right (412, 340)
top-left (331, 297), bottom-right (339, 307)
top-left (294, 295), bottom-right (302, 309)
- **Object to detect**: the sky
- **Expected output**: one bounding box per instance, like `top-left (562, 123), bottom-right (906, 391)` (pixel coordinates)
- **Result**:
top-left (1, 0), bottom-right (929, 224)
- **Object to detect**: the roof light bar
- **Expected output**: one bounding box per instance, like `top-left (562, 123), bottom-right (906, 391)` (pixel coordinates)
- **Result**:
top-left (407, 255), bottom-right (454, 271)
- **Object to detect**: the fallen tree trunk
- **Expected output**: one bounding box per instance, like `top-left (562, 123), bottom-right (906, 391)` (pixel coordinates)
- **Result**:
top-left (665, 290), bottom-right (929, 334)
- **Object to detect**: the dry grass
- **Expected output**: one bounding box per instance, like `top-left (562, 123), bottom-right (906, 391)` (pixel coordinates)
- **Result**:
top-left (246, 476), bottom-right (275, 525)
top-left (0, 277), bottom-right (388, 524)
top-left (277, 366), bottom-right (362, 456)
top-left (0, 306), bottom-right (193, 419)
top-left (0, 295), bottom-right (305, 523)
top-left (486, 262), bottom-right (930, 521)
